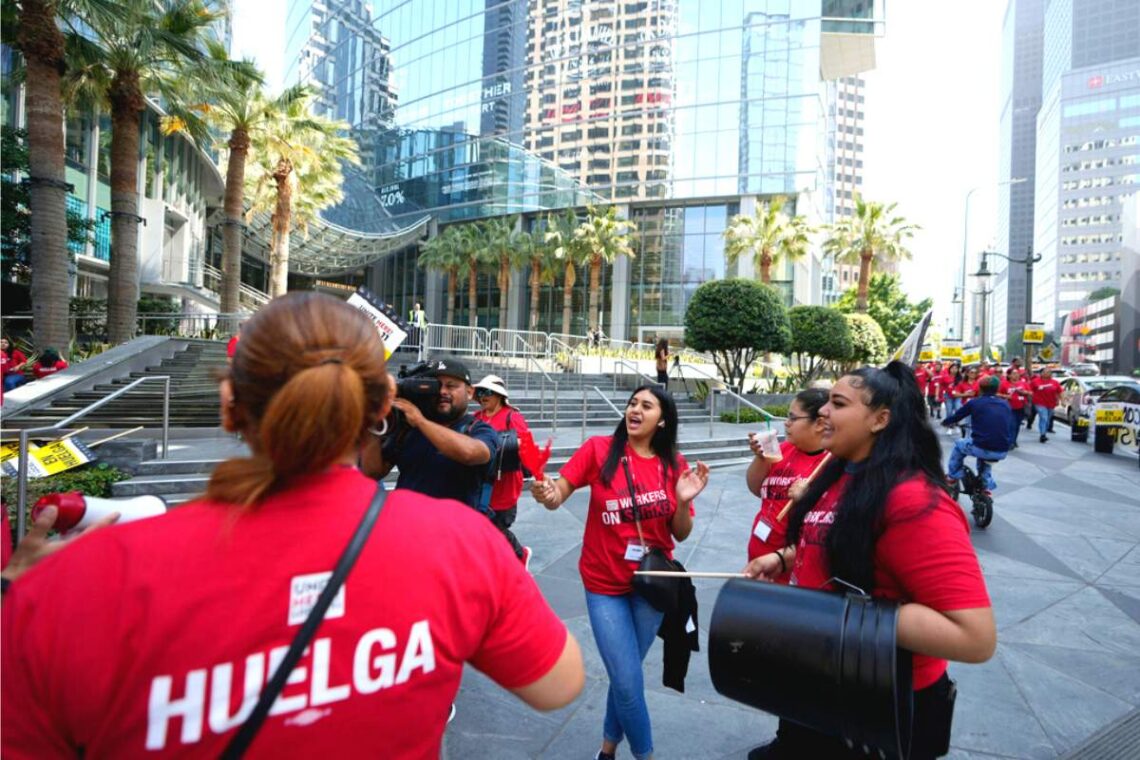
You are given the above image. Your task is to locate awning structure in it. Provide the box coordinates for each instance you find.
[236,210,431,277]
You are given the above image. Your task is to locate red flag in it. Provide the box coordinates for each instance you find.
[517,429,553,480]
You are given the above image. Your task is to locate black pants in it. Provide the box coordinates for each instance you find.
[761,673,956,759]
[657,369,669,385]
[490,505,525,560]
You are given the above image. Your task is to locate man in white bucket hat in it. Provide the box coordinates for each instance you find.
[473,374,534,570]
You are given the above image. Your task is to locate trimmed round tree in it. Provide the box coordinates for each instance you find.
[844,312,888,367]
[684,278,790,392]
[788,305,852,385]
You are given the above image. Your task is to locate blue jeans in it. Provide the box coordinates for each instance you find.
[2,374,26,392]
[944,397,961,417]
[585,590,664,760]
[1036,405,1053,436]
[948,437,1007,490]
[1009,407,1024,445]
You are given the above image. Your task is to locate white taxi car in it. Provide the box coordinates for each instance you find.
[1087,381,1140,467]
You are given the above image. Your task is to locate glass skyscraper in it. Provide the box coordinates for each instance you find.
[283,0,883,336]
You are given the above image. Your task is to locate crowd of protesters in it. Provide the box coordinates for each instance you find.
[3,304,1009,759]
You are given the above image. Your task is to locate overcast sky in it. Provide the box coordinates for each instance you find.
[233,0,1009,328]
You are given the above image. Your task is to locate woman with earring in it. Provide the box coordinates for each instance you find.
[744,363,995,759]
[2,293,584,758]
[531,385,709,760]
[742,388,829,578]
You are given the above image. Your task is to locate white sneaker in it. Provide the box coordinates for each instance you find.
[448,703,456,723]
[522,546,533,573]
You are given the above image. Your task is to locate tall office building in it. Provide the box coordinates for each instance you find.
[991,0,1044,353]
[823,74,868,303]
[1030,0,1140,335]
[280,0,884,336]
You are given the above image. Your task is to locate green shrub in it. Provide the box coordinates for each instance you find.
[2,463,130,526]
[719,404,789,424]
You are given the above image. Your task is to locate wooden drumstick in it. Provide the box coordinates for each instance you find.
[776,451,833,522]
[633,571,747,579]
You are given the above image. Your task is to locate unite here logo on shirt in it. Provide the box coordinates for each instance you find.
[143,581,438,750]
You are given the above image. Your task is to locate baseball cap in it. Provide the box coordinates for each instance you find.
[427,356,471,384]
[473,374,509,400]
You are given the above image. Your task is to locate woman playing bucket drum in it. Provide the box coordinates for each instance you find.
[531,385,709,760]
[743,362,995,759]
[744,389,829,577]
[2,293,584,758]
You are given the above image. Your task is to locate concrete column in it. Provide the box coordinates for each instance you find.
[610,255,630,341]
[735,195,758,279]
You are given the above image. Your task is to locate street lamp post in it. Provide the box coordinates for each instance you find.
[972,256,994,362]
[959,178,1027,339]
[979,246,1043,371]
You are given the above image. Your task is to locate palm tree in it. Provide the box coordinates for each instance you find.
[417,226,463,325]
[245,91,359,297]
[823,194,919,313]
[527,221,559,332]
[479,215,531,331]
[723,197,813,284]
[543,209,584,337]
[6,0,72,349]
[62,0,222,344]
[455,223,492,329]
[574,205,635,334]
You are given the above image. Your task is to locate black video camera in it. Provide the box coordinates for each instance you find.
[395,362,442,421]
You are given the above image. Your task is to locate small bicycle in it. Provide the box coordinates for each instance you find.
[949,460,995,529]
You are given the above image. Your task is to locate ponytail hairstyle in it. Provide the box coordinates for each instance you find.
[206,292,389,506]
[600,384,680,486]
[793,387,829,420]
[786,362,947,593]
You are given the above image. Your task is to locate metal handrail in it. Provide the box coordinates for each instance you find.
[612,359,660,393]
[6,375,171,540]
[523,354,559,433]
[582,385,624,442]
[672,362,784,435]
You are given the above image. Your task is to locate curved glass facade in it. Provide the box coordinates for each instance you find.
[284,0,878,334]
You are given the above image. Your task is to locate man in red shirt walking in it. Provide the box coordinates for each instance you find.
[999,367,1033,448]
[1030,367,1063,443]
[473,374,533,568]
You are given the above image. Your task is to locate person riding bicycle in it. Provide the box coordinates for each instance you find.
[941,375,1013,494]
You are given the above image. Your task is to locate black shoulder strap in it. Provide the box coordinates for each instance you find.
[221,482,389,759]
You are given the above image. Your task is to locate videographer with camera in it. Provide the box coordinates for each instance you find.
[472,374,533,567]
[362,357,500,517]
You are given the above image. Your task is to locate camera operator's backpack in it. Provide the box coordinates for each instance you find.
[467,410,525,516]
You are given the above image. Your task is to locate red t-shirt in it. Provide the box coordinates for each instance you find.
[560,436,693,596]
[32,359,68,379]
[748,441,827,564]
[953,380,978,401]
[1,348,27,377]
[1000,379,1031,411]
[1031,377,1062,408]
[914,368,929,394]
[227,334,240,358]
[1,468,566,759]
[473,405,531,511]
[790,473,990,690]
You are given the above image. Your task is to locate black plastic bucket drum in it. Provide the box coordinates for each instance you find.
[708,579,913,758]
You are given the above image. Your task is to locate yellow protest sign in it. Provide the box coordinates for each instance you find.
[961,346,982,365]
[919,344,935,362]
[940,340,963,360]
[1095,406,1125,426]
[1023,322,1046,345]
[0,438,94,479]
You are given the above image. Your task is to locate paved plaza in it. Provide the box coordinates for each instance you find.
[445,426,1140,760]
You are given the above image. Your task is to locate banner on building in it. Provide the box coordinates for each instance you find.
[940,339,963,361]
[346,287,409,358]
[1022,322,1046,345]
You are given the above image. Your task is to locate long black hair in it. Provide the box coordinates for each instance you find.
[794,387,829,419]
[786,362,947,594]
[600,384,680,486]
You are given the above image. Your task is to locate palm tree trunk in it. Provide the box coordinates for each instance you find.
[220,126,249,321]
[18,0,71,350]
[588,256,601,332]
[268,158,293,298]
[561,262,574,336]
[529,258,541,331]
[498,257,509,331]
[107,73,146,345]
[760,250,772,284]
[856,247,874,312]
[468,266,478,328]
[446,268,456,325]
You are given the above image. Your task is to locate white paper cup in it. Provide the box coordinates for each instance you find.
[758,430,783,460]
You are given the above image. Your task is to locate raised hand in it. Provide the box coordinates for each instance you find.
[676,460,710,504]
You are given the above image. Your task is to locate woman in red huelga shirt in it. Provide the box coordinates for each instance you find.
[744,388,828,574]
[2,293,585,759]
[1,336,29,392]
[30,346,68,379]
[532,385,709,760]
[472,374,533,565]
[1030,367,1064,443]
[999,367,1032,448]
[744,363,994,760]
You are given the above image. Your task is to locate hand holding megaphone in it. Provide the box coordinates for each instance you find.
[31,491,166,534]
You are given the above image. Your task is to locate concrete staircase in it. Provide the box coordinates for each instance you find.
[111,433,755,504]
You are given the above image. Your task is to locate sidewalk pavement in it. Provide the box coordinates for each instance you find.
[445,424,1140,760]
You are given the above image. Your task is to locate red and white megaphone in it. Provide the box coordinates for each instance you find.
[31,491,167,533]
